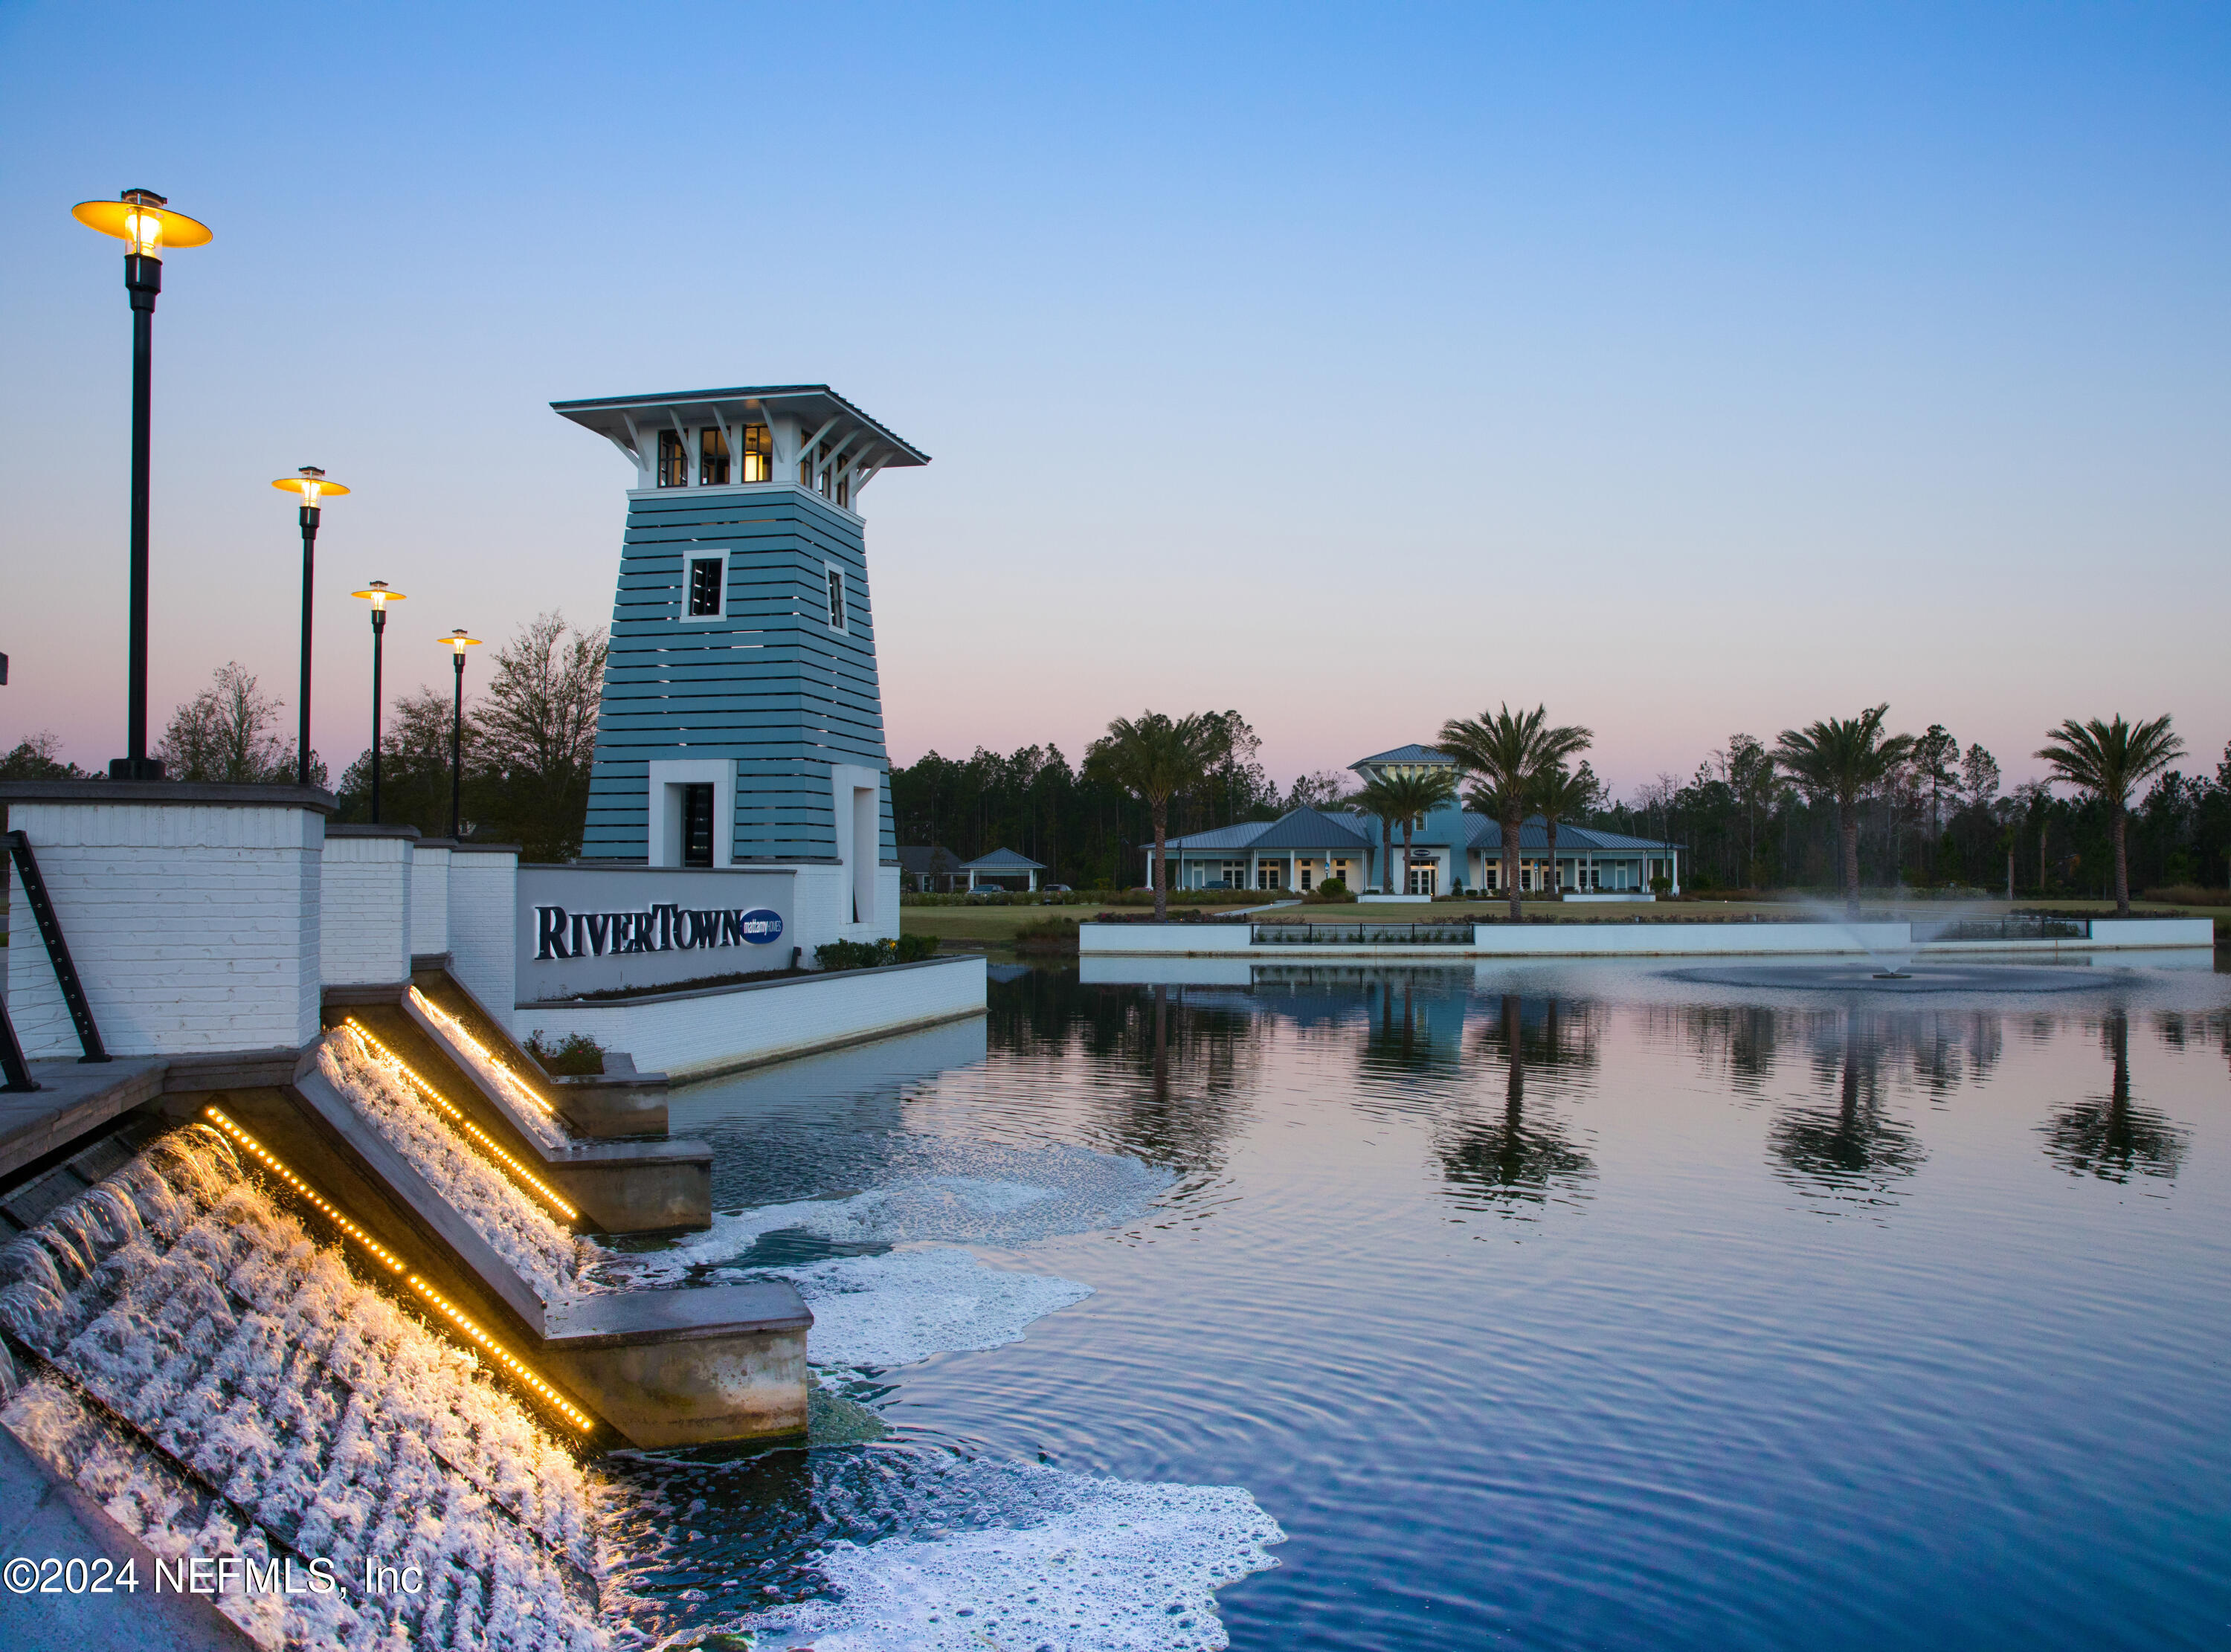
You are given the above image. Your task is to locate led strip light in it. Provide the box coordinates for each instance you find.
[341,1021,579,1219]
[409,992,561,1121]
[201,1106,595,1433]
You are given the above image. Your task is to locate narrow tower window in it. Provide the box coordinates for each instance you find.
[825,567,846,631]
[657,429,688,488]
[700,426,730,485]
[688,557,723,617]
[681,784,715,867]
[740,424,772,482]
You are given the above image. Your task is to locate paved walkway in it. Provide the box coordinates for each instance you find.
[0,1056,167,1180]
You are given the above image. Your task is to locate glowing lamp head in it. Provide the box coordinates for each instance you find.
[351,581,405,611]
[274,465,349,509]
[71,188,212,259]
[443,629,482,656]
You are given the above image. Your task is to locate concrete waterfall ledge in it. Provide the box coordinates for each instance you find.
[518,952,989,1081]
[1081,917,2217,958]
[332,984,709,1233]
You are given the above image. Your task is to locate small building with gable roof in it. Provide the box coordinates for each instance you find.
[1144,744,1681,896]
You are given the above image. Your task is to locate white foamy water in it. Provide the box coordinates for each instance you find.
[319,1029,597,1302]
[741,1246,1093,1370]
[746,1462,1285,1652]
[0,1126,607,1650]
[605,1142,1174,1294]
[410,986,571,1149]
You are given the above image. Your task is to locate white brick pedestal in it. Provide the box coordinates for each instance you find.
[411,839,455,960]
[448,842,519,1023]
[321,825,416,987]
[0,780,332,1057]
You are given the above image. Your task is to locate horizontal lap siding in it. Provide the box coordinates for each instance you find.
[585,489,892,862]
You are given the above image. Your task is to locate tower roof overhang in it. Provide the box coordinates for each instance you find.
[550,384,930,471]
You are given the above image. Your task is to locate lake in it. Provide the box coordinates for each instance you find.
[604,955,2231,1651]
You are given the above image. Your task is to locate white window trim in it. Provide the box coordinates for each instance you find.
[680,549,731,625]
[825,562,849,632]
[646,759,733,867]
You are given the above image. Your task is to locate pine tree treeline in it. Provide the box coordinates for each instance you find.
[891,711,1294,888]
[1596,728,2231,897]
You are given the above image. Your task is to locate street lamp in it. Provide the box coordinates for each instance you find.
[349,582,406,822]
[71,189,211,779]
[441,630,480,839]
[272,468,350,786]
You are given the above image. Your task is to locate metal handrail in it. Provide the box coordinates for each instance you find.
[5,830,106,1062]
[1250,921,1475,945]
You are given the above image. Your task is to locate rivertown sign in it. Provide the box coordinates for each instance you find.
[535,903,784,961]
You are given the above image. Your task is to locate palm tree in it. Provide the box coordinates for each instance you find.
[1353,775,1403,894]
[1361,769,1458,897]
[1774,706,1917,918]
[1530,763,1597,900]
[1438,705,1592,919]
[1084,712,1229,920]
[2035,713,2183,917]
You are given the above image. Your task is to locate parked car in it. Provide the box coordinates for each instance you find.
[1043,883,1072,894]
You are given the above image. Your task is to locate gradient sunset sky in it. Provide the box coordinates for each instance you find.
[4,3,2227,799]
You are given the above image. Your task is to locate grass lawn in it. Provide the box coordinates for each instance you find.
[901,899,1257,946]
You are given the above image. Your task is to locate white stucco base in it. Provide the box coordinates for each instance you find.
[515,953,987,1081]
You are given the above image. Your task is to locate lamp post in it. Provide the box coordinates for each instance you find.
[350,583,405,822]
[441,630,480,839]
[71,190,211,780]
[271,468,350,786]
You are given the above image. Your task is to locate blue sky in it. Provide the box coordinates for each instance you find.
[3,2,2227,797]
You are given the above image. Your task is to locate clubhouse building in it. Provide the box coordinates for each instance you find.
[1146,744,1683,896]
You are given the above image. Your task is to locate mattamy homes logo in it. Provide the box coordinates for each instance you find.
[534,904,784,961]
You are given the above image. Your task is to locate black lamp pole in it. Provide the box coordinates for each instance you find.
[296,498,320,785]
[449,645,466,839]
[75,190,207,778]
[369,601,387,822]
[119,245,160,778]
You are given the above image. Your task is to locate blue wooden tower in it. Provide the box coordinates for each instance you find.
[551,385,927,926]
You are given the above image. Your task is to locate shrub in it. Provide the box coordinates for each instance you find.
[524,1029,605,1076]
[2143,885,2231,907]
[815,934,942,970]
[1013,915,1081,952]
[1308,877,1354,903]
[816,938,895,970]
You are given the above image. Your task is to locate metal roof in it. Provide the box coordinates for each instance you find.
[1464,815,1682,852]
[960,847,1046,870]
[1351,743,1455,770]
[550,383,930,468]
[897,845,960,874]
[1150,819,1277,853]
[1244,807,1377,852]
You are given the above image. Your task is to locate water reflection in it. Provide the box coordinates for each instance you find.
[2041,1012,2189,1184]
[1436,994,1597,1216]
[1768,1011,1928,1207]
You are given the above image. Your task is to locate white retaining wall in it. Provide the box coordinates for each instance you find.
[1467,922,1912,957]
[449,845,518,1019]
[320,827,415,987]
[411,839,454,957]
[1082,917,2217,959]
[2,787,326,1056]
[517,953,987,1081]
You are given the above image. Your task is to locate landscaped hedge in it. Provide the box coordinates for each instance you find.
[814,933,942,971]
[902,888,1255,908]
